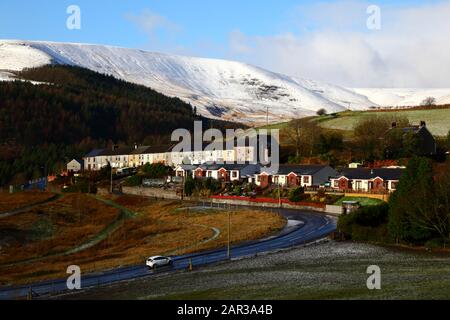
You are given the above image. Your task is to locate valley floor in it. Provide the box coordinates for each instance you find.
[61,241,450,300]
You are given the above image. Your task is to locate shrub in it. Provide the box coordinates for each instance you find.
[141,163,172,179]
[124,175,142,187]
[338,203,390,241]
[203,177,221,194]
[288,187,308,202]
[184,176,196,196]
[317,188,326,198]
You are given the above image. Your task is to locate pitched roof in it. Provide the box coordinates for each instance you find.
[130,145,151,155]
[198,163,260,171]
[336,168,404,181]
[177,164,198,171]
[276,165,331,175]
[132,145,170,154]
[68,158,83,165]
[84,149,104,158]
[99,146,134,156]
[167,141,219,152]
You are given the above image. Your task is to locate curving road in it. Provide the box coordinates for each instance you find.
[0,207,336,300]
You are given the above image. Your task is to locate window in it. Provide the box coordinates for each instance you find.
[232,171,238,178]
[333,180,339,188]
[303,176,310,184]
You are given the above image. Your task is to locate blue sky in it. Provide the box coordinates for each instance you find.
[1,0,449,87]
[0,0,427,53]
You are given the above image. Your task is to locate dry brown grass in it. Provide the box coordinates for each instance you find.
[0,191,56,213]
[0,195,285,285]
[0,194,120,267]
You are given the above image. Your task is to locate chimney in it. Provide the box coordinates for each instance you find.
[134,143,138,150]
[391,122,397,129]
[420,121,426,128]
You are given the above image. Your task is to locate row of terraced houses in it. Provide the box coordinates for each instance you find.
[80,143,404,193]
[82,142,266,171]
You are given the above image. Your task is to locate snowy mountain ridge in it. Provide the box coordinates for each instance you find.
[1,40,450,125]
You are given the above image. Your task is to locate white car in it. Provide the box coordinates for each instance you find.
[146,256,173,269]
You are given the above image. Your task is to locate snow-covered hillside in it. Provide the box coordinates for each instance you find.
[0,40,377,124]
[1,40,449,124]
[351,88,450,107]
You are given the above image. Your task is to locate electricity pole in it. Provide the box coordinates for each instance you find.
[278,181,282,208]
[227,210,231,259]
[181,173,185,200]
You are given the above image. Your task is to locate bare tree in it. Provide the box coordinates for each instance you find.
[421,97,436,107]
[285,119,322,160]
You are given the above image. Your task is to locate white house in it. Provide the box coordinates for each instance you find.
[67,159,83,173]
[330,168,403,193]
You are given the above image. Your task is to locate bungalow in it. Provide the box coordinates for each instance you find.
[254,165,338,189]
[175,164,198,178]
[193,164,260,182]
[330,168,404,193]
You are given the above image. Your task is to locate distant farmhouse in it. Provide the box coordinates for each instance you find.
[385,121,437,157]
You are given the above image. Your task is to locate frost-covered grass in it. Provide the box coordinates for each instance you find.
[63,241,450,300]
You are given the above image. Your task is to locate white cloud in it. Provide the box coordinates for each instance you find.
[126,9,181,38]
[227,1,450,88]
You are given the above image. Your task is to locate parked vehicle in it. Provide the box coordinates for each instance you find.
[146,256,173,269]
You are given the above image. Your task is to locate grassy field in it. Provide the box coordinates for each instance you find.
[0,194,285,285]
[316,109,450,137]
[64,241,450,300]
[0,191,56,213]
[334,196,384,207]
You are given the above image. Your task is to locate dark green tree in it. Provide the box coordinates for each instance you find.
[184,176,196,197]
[388,157,447,243]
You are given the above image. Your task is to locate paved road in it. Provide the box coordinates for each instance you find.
[0,207,336,300]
